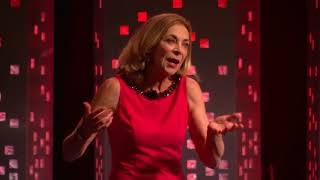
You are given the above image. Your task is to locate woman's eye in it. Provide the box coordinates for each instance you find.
[165,38,175,43]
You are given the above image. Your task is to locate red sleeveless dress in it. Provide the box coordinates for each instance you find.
[108,75,189,180]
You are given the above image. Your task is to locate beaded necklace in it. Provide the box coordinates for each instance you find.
[122,74,181,99]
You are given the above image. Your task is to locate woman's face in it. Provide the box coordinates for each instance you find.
[150,24,190,76]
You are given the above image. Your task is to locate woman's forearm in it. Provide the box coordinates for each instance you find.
[196,130,225,169]
[62,128,96,162]
[207,133,224,164]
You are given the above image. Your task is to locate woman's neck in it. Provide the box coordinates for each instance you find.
[143,68,172,93]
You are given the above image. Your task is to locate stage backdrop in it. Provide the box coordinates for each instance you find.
[0,0,53,180]
[93,0,261,180]
[307,0,320,179]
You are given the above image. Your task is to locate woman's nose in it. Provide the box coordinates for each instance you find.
[172,46,181,55]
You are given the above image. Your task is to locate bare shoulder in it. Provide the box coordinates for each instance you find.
[186,77,203,107]
[100,77,120,93]
[91,77,120,111]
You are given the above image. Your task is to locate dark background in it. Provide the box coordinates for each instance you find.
[54,1,94,180]
[260,1,307,179]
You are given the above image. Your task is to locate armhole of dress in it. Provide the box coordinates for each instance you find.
[182,76,190,113]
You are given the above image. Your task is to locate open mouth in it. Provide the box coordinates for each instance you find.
[166,57,180,64]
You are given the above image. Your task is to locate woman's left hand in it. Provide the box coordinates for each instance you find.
[208,113,244,134]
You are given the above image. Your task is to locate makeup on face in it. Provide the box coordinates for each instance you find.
[151,24,190,76]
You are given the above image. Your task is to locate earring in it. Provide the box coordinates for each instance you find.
[141,57,150,70]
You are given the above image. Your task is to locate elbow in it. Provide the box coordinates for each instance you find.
[62,144,75,162]
[63,155,74,162]
[62,138,82,162]
[197,145,223,169]
[62,150,76,162]
[200,154,221,169]
[62,146,83,162]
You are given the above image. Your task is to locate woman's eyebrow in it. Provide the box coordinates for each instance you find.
[165,34,190,41]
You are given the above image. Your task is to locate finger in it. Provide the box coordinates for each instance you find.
[95,121,105,131]
[92,108,113,120]
[92,110,113,123]
[233,121,245,129]
[213,116,227,124]
[232,123,239,129]
[94,113,113,127]
[95,117,113,132]
[209,122,224,134]
[239,123,245,128]
[105,117,113,127]
[96,124,106,132]
[233,112,242,119]
[224,122,244,133]
[96,118,112,131]
[83,101,92,117]
[226,115,240,123]
[221,123,235,134]
[224,121,236,130]
[86,108,108,121]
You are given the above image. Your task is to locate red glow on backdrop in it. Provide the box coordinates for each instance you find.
[202,92,210,102]
[34,25,39,35]
[241,24,246,35]
[191,32,196,42]
[307,0,319,178]
[236,0,261,179]
[186,159,197,169]
[30,58,36,69]
[94,32,101,48]
[0,36,3,48]
[0,1,53,179]
[137,11,148,22]
[248,31,253,42]
[172,0,183,9]
[40,11,46,22]
[111,59,119,69]
[41,32,46,42]
[218,0,228,8]
[10,65,20,75]
[248,11,253,22]
[99,0,103,9]
[187,65,197,75]
[186,139,195,149]
[93,0,106,178]
[237,57,244,69]
[199,38,209,48]
[247,64,253,76]
[28,0,54,179]
[119,25,129,35]
[10,0,21,8]
[218,65,228,76]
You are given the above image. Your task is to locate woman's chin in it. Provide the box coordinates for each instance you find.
[164,65,180,76]
[164,69,178,76]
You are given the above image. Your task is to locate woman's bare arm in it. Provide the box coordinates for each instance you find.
[62,77,119,162]
[186,77,242,168]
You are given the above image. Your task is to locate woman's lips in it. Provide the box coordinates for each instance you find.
[166,58,179,68]
[166,57,180,64]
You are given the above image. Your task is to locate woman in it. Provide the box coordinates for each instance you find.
[63,13,243,179]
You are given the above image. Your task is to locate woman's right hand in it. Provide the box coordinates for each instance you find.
[77,101,114,139]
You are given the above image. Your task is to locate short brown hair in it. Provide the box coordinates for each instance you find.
[118,13,192,84]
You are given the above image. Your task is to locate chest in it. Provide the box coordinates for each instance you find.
[118,97,188,147]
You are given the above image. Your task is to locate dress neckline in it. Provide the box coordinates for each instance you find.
[121,74,181,100]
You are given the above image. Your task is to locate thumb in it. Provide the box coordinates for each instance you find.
[83,101,92,116]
